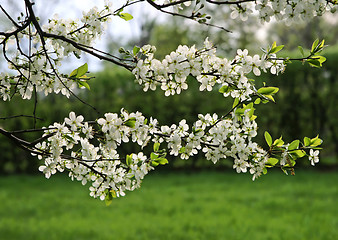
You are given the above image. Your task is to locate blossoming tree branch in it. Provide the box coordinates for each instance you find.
[0,0,335,204]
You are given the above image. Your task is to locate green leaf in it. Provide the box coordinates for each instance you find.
[317,56,326,63]
[270,45,284,54]
[151,161,159,167]
[257,87,279,95]
[69,69,77,78]
[298,46,305,57]
[288,140,300,151]
[233,98,240,108]
[156,158,168,165]
[78,80,90,90]
[219,85,229,94]
[307,59,321,68]
[311,147,323,150]
[69,63,88,78]
[124,117,136,128]
[153,142,160,152]
[311,39,319,53]
[265,131,272,147]
[304,137,311,147]
[254,98,261,104]
[119,12,133,21]
[179,147,186,154]
[273,138,284,147]
[266,158,279,167]
[310,136,323,147]
[133,46,140,55]
[271,41,277,49]
[235,108,245,116]
[250,115,257,121]
[64,134,76,142]
[150,152,159,160]
[263,167,268,175]
[265,95,275,102]
[126,154,132,166]
[290,150,306,158]
[105,190,116,206]
[77,63,88,77]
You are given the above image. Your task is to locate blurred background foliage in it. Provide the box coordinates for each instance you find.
[1,10,338,174]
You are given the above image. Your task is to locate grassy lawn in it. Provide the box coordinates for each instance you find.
[0,170,337,240]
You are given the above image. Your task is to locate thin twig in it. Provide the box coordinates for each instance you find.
[0,5,20,28]
[0,115,43,121]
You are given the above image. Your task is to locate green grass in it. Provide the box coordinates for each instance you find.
[0,170,337,240]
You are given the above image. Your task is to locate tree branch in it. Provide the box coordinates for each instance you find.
[145,0,231,32]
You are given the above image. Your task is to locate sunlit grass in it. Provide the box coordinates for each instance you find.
[0,170,337,240]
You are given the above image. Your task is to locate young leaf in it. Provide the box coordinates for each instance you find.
[150,152,159,160]
[151,161,159,167]
[78,80,90,90]
[233,98,240,108]
[179,147,186,154]
[105,191,114,206]
[270,45,284,54]
[266,158,279,167]
[304,137,311,147]
[263,167,268,175]
[273,138,284,147]
[126,154,133,166]
[76,63,88,77]
[307,59,321,68]
[124,117,136,128]
[257,87,279,95]
[153,142,160,152]
[69,63,88,78]
[133,46,140,55]
[271,41,277,49]
[298,46,305,57]
[288,140,300,151]
[265,95,275,103]
[265,131,272,147]
[69,69,78,78]
[219,85,229,94]
[311,39,319,53]
[290,150,306,158]
[316,56,326,64]
[310,137,323,147]
[119,13,133,21]
[254,98,261,104]
[156,158,168,165]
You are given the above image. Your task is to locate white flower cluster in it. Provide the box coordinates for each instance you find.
[0,1,113,101]
[157,109,267,180]
[132,38,285,101]
[36,109,157,200]
[230,0,337,24]
[36,105,269,200]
